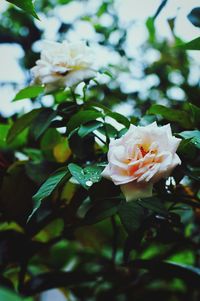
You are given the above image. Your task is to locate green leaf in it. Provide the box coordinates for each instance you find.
[53,89,71,104]
[6,109,43,144]
[148,104,193,129]
[30,168,70,221]
[178,138,197,159]
[97,2,108,17]
[13,86,44,102]
[84,101,110,114]
[67,110,103,134]
[153,0,168,19]
[98,123,118,138]
[99,68,113,78]
[178,37,200,50]
[20,271,97,296]
[78,121,103,138]
[84,197,121,224]
[0,288,27,301]
[138,197,168,216]
[30,108,57,140]
[118,201,146,233]
[146,17,156,43]
[68,163,104,190]
[187,167,200,181]
[6,0,39,19]
[0,163,35,223]
[0,124,27,149]
[69,132,94,160]
[107,112,130,128]
[179,130,200,149]
[132,260,200,289]
[188,103,200,127]
[169,250,195,265]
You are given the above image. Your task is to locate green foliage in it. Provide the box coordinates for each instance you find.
[6,0,39,19]
[179,130,200,149]
[179,36,200,50]
[118,201,146,233]
[13,86,44,101]
[0,0,200,300]
[148,104,193,128]
[67,110,103,134]
[29,109,56,140]
[31,168,70,218]
[68,163,104,190]
[78,121,103,138]
[7,109,43,144]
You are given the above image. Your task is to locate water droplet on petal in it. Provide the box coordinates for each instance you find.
[85,180,93,187]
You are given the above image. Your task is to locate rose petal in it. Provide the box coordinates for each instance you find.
[64,69,96,87]
[120,181,153,201]
[101,165,111,180]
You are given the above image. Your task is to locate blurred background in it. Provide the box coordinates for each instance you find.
[0,0,199,118]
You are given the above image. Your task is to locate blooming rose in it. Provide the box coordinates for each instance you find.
[102,122,181,201]
[31,40,96,92]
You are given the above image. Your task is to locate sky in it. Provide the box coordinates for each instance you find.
[0,0,199,117]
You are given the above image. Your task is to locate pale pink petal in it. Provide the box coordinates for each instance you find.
[64,69,96,87]
[120,182,153,201]
[101,165,111,180]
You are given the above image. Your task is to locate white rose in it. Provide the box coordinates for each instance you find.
[102,122,181,201]
[31,40,97,92]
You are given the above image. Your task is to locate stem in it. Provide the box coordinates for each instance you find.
[18,258,28,293]
[70,88,77,103]
[83,84,87,102]
[111,215,118,263]
[94,133,107,145]
[103,117,110,147]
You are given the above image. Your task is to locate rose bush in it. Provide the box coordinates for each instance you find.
[0,1,200,301]
[102,122,181,201]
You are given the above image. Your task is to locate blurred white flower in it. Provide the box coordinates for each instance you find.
[31,40,96,92]
[102,122,181,201]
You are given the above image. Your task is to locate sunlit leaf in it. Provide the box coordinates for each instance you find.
[13,86,44,102]
[148,104,193,129]
[6,0,39,19]
[0,124,27,149]
[29,168,70,221]
[179,130,200,149]
[78,121,103,138]
[178,37,200,50]
[53,138,71,163]
[67,110,103,134]
[0,288,25,301]
[68,163,104,190]
[107,112,130,128]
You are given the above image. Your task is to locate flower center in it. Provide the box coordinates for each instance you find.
[140,146,148,157]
